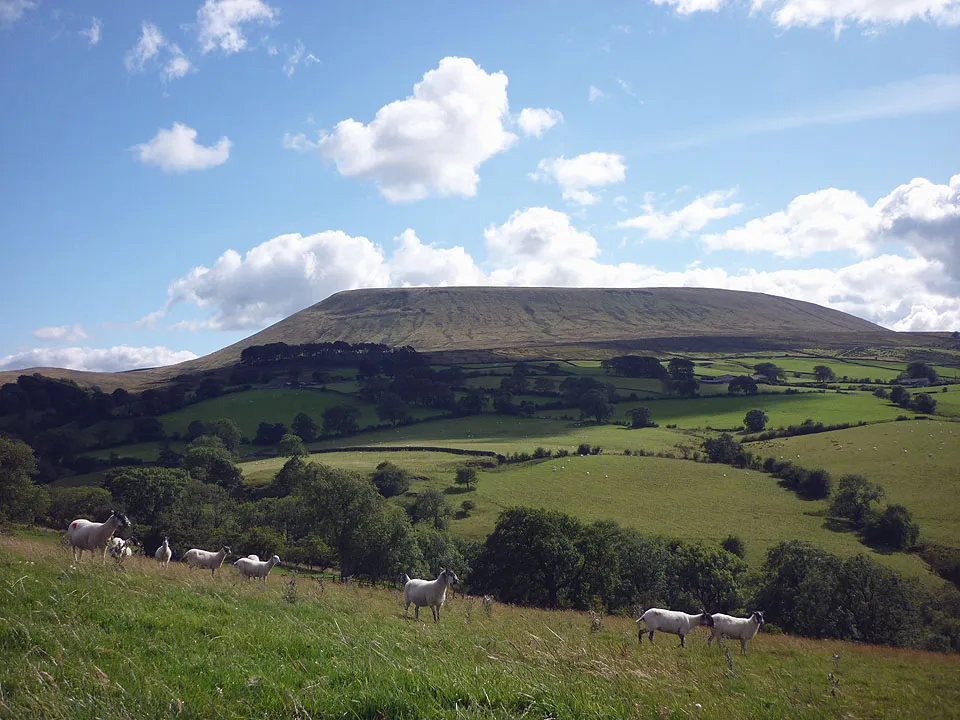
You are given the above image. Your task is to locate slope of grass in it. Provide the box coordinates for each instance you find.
[1,534,957,720]
[753,421,960,547]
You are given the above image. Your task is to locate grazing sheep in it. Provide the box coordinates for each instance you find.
[183,546,232,576]
[637,608,713,647]
[707,611,765,655]
[403,569,460,623]
[234,554,280,581]
[154,537,172,567]
[109,537,133,565]
[66,511,130,564]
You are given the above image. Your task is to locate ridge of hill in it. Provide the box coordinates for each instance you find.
[4,286,951,391]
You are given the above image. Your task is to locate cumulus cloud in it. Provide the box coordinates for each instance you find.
[389,229,487,287]
[125,22,192,82]
[0,346,199,373]
[588,85,605,101]
[32,324,89,342]
[283,40,319,76]
[516,108,563,138]
[80,16,101,45]
[0,0,36,27]
[197,0,277,54]
[652,0,960,30]
[166,231,391,330]
[317,57,517,202]
[618,189,744,239]
[703,173,960,264]
[132,123,231,173]
[533,152,627,205]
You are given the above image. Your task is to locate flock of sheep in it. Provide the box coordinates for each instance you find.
[64,511,765,653]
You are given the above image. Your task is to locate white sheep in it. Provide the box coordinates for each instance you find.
[636,608,713,647]
[403,568,460,622]
[234,554,280,581]
[154,537,172,567]
[109,537,133,564]
[183,546,232,576]
[66,511,130,564]
[707,610,765,655]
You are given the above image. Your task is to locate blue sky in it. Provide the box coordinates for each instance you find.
[1,0,959,372]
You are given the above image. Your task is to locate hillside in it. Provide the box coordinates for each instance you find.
[3,286,948,390]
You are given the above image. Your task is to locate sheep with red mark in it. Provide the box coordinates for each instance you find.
[66,511,130,564]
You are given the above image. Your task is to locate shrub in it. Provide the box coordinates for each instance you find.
[277,433,307,457]
[702,433,744,465]
[455,466,478,490]
[864,504,920,550]
[744,409,769,432]
[914,393,937,414]
[371,461,410,498]
[797,468,832,500]
[577,443,591,456]
[721,535,746,559]
[829,474,884,529]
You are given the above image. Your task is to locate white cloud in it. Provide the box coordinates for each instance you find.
[125,22,165,73]
[80,16,101,45]
[612,23,632,32]
[588,85,605,101]
[618,189,744,239]
[197,0,277,54]
[0,0,36,26]
[652,0,960,29]
[132,123,231,173]
[484,207,600,266]
[516,108,564,138]
[282,132,319,152]
[0,346,199,373]
[283,40,319,76]
[390,229,487,287]
[533,152,627,205]
[32,324,89,342]
[703,173,960,264]
[317,57,517,202]
[125,22,191,82]
[166,231,391,330]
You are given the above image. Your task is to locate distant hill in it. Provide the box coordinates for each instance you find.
[2,286,947,390]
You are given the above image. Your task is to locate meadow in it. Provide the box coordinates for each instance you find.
[1,534,958,720]
[753,421,960,547]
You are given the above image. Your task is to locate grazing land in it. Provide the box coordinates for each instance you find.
[1,534,958,720]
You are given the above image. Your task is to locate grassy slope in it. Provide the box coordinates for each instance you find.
[1,535,957,720]
[753,421,960,547]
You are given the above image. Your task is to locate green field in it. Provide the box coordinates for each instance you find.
[158,389,444,438]
[753,421,960,547]
[2,534,957,720]
[539,390,909,430]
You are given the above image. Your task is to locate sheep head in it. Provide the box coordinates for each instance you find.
[752,611,765,627]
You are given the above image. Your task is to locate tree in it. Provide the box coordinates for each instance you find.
[278,433,307,457]
[628,407,653,428]
[890,386,910,406]
[104,467,189,525]
[914,393,937,414]
[205,418,242,453]
[671,543,746,612]
[813,365,835,382]
[129,417,165,442]
[185,420,207,442]
[182,445,243,491]
[743,409,769,432]
[376,392,411,426]
[703,433,745,465]
[578,389,612,424]
[493,392,519,416]
[254,422,288,445]
[722,535,746,559]
[865,504,920,550]
[830,474,885,529]
[667,358,699,397]
[291,412,318,442]
[321,404,361,436]
[0,437,47,523]
[455,466,478,490]
[797,468,832,500]
[533,377,556,394]
[47,486,113,529]
[753,362,784,383]
[905,361,938,383]
[408,488,453,531]
[371,461,410,498]
[727,376,758,395]
[457,388,488,416]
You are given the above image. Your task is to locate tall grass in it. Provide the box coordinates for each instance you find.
[1,535,958,719]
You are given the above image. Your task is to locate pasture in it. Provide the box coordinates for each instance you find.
[1,534,957,720]
[753,421,960,547]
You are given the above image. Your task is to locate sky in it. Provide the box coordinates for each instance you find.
[1,0,959,373]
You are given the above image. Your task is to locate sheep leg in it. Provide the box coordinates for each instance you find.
[415,605,420,621]
[740,639,747,655]
[101,545,109,565]
[707,631,715,647]
[649,631,655,644]
[679,634,685,648]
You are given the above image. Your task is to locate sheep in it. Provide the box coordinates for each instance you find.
[183,546,232,576]
[154,537,172,567]
[636,608,713,647]
[109,537,133,565]
[403,568,460,623]
[707,610,765,655]
[234,554,280,581]
[66,511,131,564]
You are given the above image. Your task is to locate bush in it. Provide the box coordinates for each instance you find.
[743,409,769,432]
[864,504,920,550]
[721,535,746,559]
[829,474,884,529]
[797,468,832,500]
[277,433,307,457]
[371,461,410,498]
[455,466,478,490]
[577,443,591,456]
[702,433,744,465]
[914,393,937,414]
